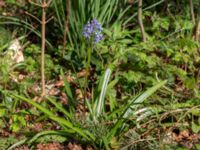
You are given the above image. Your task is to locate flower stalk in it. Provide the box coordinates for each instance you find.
[82,18,103,102]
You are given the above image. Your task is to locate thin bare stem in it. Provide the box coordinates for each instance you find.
[28,0,42,7]
[45,16,54,24]
[20,41,30,51]
[196,19,200,41]
[189,0,195,25]
[63,0,71,57]
[41,0,47,97]
[25,11,41,23]
[138,0,146,42]
[163,0,168,12]
[121,138,155,150]
[46,0,52,6]
[28,0,52,98]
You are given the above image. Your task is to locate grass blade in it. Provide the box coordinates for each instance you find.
[95,68,112,118]
[10,93,94,140]
[8,138,27,150]
[108,80,167,139]
[46,97,72,119]
[28,130,73,144]
[123,80,167,118]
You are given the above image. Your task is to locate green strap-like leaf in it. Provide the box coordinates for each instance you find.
[11,93,94,140]
[95,68,112,118]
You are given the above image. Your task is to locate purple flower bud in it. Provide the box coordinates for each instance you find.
[82,23,93,38]
[91,19,103,32]
[82,18,103,44]
[94,32,103,44]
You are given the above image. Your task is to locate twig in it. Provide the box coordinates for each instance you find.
[46,0,52,6]
[177,105,200,123]
[28,0,42,7]
[20,41,30,52]
[63,0,71,57]
[45,16,54,24]
[138,0,146,42]
[41,0,47,97]
[195,19,200,41]
[121,138,155,150]
[189,0,195,25]
[124,0,165,27]
[25,11,41,23]
[163,0,168,12]
[28,0,52,98]
[159,108,189,124]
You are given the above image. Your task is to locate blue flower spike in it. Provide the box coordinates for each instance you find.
[82,18,103,44]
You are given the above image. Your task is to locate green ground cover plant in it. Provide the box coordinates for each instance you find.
[0,0,200,149]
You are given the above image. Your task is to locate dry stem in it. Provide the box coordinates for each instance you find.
[138,0,146,42]
[63,0,71,57]
[189,0,195,25]
[28,0,52,97]
[41,0,46,97]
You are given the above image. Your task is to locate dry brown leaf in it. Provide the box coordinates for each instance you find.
[86,146,95,150]
[28,84,40,94]
[9,39,24,63]
[55,80,64,87]
[13,50,24,63]
[179,130,190,138]
[76,89,92,102]
[77,70,89,78]
[18,74,26,80]
[55,75,75,87]
[32,96,40,102]
[0,0,5,8]
[47,88,60,96]
[67,143,83,150]
[31,123,43,132]
[60,92,68,105]
[86,91,92,100]
[188,134,200,141]
[180,141,193,149]
[171,129,200,149]
[76,89,83,100]
[66,75,75,83]
[15,146,29,150]
[25,114,31,121]
[0,130,10,137]
[127,0,134,4]
[37,143,64,150]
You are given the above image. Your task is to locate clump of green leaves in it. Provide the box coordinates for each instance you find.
[7,68,167,149]
[24,44,58,80]
[0,27,11,49]
[0,55,13,84]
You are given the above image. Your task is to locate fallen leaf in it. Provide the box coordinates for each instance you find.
[18,74,26,80]
[15,146,29,150]
[0,0,5,8]
[76,89,83,100]
[13,50,24,63]
[37,143,64,150]
[55,80,64,87]
[55,74,75,87]
[86,146,95,150]
[48,88,60,96]
[8,39,24,63]
[67,142,83,150]
[77,70,89,78]
[60,92,68,105]
[179,130,190,138]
